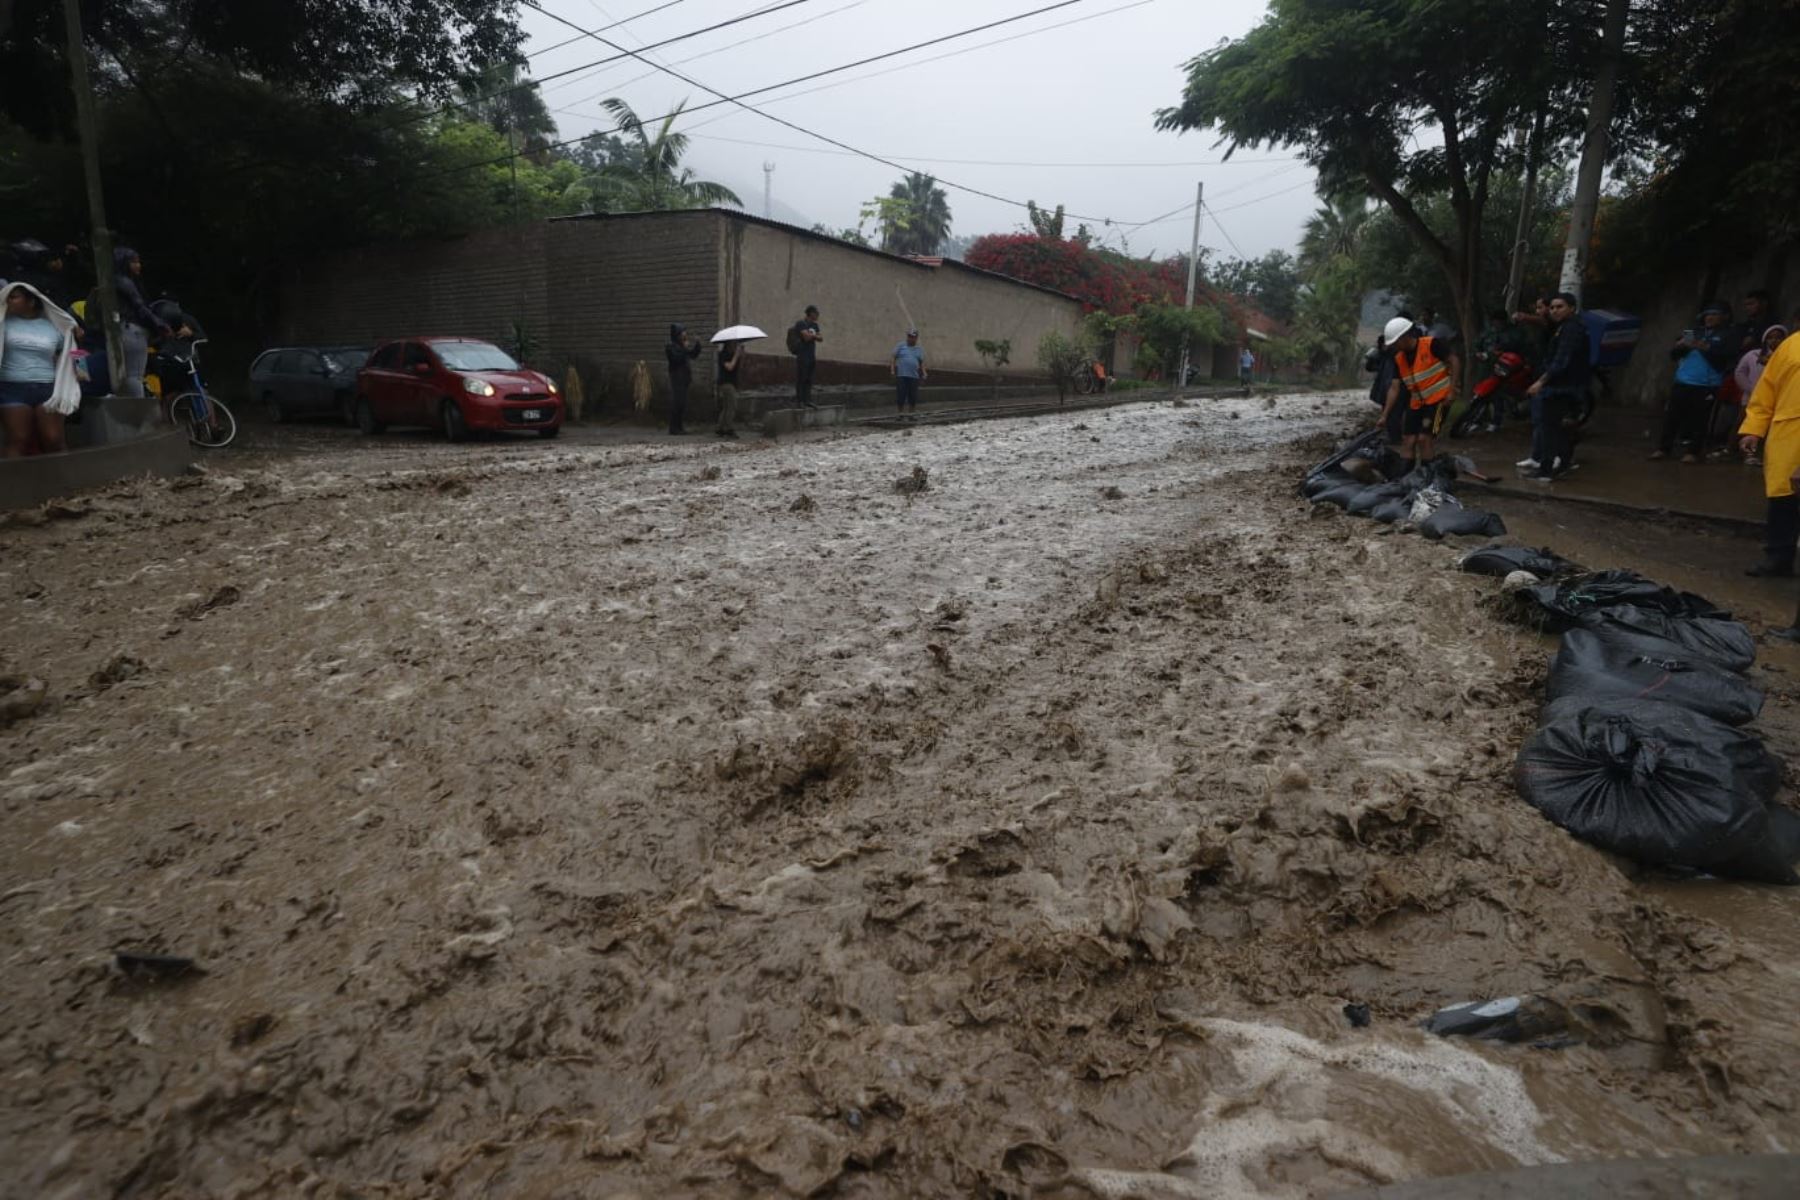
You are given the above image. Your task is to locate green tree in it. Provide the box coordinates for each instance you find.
[1036,330,1091,402]
[458,60,558,161]
[1211,251,1302,324]
[881,172,952,256]
[1290,257,1363,375]
[1026,201,1065,239]
[1,0,524,138]
[593,97,741,212]
[1133,303,1224,381]
[1157,0,1591,378]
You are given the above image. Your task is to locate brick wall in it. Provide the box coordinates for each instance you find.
[276,224,549,354]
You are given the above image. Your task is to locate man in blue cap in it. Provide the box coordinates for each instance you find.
[1654,302,1737,462]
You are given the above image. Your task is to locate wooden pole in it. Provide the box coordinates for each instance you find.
[60,0,126,392]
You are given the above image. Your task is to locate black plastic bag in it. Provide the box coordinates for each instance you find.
[1346,482,1409,516]
[1574,605,1756,675]
[1308,481,1367,509]
[1420,508,1507,540]
[1371,496,1413,524]
[1517,699,1799,883]
[1302,470,1354,499]
[1459,545,1582,580]
[1545,629,1763,725]
[1522,570,1730,631]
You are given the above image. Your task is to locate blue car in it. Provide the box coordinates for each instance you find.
[248,345,370,424]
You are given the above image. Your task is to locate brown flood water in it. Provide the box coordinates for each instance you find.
[1,394,1795,1198]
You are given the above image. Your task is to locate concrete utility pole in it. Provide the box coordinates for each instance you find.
[1175,181,1204,391]
[1504,109,1545,314]
[1560,0,1629,301]
[61,0,125,392]
[762,162,775,219]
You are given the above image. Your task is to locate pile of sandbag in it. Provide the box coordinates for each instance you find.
[1300,433,1507,540]
[1495,566,1800,883]
[1297,432,1799,882]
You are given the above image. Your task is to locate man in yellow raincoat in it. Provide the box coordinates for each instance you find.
[1738,322,1800,578]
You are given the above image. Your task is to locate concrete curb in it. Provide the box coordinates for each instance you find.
[0,430,195,510]
[1461,477,1764,537]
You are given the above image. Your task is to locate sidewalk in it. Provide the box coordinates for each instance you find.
[1447,405,1766,529]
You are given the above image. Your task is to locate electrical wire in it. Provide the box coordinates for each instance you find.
[517,0,1170,226]
[524,0,689,60]
[677,131,1299,170]
[1202,201,1247,260]
[1205,178,1316,215]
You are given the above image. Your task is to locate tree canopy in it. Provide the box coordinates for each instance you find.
[880,173,952,257]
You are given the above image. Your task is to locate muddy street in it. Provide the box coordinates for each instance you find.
[3,394,1797,1198]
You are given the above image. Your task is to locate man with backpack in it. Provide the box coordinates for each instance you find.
[788,304,821,408]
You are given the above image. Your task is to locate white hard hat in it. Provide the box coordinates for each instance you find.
[1382,316,1416,344]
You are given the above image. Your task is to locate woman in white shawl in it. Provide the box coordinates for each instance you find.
[0,280,82,457]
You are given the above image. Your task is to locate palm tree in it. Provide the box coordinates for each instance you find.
[881,172,952,256]
[1297,192,1372,279]
[593,97,741,212]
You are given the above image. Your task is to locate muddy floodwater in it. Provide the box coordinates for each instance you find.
[2,394,1796,1197]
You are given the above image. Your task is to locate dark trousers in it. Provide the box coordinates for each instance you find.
[1532,391,1575,472]
[1659,382,1714,453]
[1767,494,1799,564]
[895,376,920,411]
[795,359,815,407]
[668,372,690,433]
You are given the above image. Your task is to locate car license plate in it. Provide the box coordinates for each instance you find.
[520,408,542,421]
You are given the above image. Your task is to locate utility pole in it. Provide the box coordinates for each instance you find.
[1560,0,1629,302]
[1504,109,1546,315]
[762,162,775,219]
[61,0,125,393]
[1175,181,1204,391]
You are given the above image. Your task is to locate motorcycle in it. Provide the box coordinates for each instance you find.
[1451,351,1532,437]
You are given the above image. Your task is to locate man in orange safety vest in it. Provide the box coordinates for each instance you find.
[1376,315,1461,466]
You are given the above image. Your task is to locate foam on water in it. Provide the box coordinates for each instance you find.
[1070,1017,1558,1199]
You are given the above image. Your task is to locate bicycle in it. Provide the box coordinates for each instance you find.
[157,339,237,449]
[1071,359,1107,395]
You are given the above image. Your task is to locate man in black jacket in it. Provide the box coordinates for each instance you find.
[1523,292,1589,481]
[790,305,821,409]
[664,323,701,434]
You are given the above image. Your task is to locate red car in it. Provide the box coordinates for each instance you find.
[354,337,563,441]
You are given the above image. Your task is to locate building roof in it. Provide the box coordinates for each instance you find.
[552,208,1085,306]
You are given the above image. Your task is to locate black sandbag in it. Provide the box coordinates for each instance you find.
[1300,428,1386,488]
[1459,545,1582,580]
[1523,570,1729,631]
[1345,482,1408,516]
[1302,470,1354,499]
[1371,496,1413,524]
[1419,507,1507,540]
[1309,481,1366,509]
[1574,605,1756,675]
[1517,699,1800,883]
[1545,629,1763,725]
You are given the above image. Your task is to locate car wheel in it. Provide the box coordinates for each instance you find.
[337,390,356,428]
[441,397,469,443]
[537,426,561,440]
[264,391,286,424]
[356,397,385,435]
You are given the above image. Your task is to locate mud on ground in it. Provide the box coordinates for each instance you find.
[2,395,1797,1198]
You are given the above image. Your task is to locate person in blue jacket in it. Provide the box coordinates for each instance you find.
[1654,303,1738,462]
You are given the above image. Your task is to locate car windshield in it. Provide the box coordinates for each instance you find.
[434,342,518,372]
[323,349,369,372]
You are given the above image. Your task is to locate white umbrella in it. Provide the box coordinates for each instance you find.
[710,324,766,344]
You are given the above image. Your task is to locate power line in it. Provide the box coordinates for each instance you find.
[519,0,1171,227]
[547,0,874,105]
[395,0,816,133]
[679,0,1159,134]
[1202,201,1247,259]
[678,131,1299,169]
[524,0,689,61]
[1206,178,1316,215]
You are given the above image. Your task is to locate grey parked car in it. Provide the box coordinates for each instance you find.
[248,345,370,424]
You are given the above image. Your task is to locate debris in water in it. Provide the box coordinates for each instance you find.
[1099,485,1124,501]
[0,675,47,725]
[696,465,722,481]
[115,951,204,981]
[1422,995,1572,1044]
[894,466,929,496]
[926,642,952,670]
[1343,1002,1372,1028]
[789,493,816,513]
[174,585,240,621]
[90,653,147,690]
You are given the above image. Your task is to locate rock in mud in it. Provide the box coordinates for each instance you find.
[90,653,147,690]
[789,493,816,513]
[696,465,722,481]
[174,585,241,620]
[1099,485,1124,501]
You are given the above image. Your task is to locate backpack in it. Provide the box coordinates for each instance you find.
[786,322,804,355]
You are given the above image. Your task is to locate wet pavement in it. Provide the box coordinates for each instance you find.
[2,392,1796,1198]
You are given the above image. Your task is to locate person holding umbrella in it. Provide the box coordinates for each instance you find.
[709,323,765,440]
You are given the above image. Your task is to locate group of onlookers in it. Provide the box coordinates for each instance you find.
[0,238,190,457]
[663,303,928,439]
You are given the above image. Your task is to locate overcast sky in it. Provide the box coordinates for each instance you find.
[518,0,1318,262]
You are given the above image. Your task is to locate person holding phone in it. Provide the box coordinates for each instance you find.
[1654,303,1736,462]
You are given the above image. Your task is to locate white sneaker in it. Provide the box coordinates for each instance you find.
[1515,457,1540,470]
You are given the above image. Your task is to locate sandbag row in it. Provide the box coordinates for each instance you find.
[1297,434,1799,883]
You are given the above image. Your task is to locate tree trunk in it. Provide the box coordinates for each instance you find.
[1560,0,1630,301]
